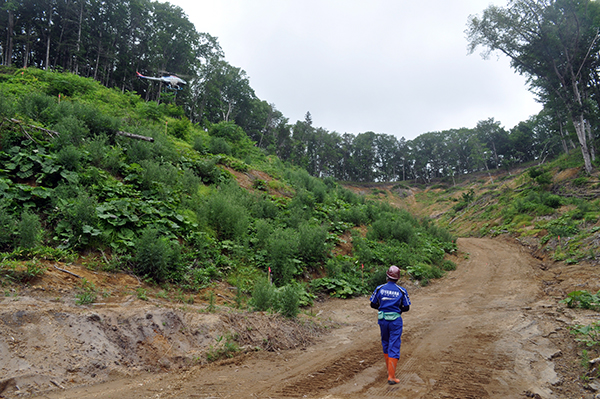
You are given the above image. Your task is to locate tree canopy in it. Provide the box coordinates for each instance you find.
[466,0,600,174]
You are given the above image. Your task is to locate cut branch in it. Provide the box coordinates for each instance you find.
[53,264,82,279]
[116,131,154,142]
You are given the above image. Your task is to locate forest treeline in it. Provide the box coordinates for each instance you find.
[2,0,600,182]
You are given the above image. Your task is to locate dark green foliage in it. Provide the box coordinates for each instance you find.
[253,219,273,249]
[17,211,42,249]
[72,103,120,136]
[0,90,16,118]
[562,290,600,311]
[297,222,328,263]
[52,191,100,249]
[267,227,299,285]
[53,116,91,149]
[57,145,84,171]
[134,227,182,283]
[513,191,562,216]
[191,157,225,184]
[85,135,109,167]
[276,284,301,318]
[528,167,552,188]
[407,263,445,286]
[0,204,16,250]
[209,137,232,155]
[441,260,457,271]
[338,205,369,226]
[44,73,96,97]
[367,215,415,244]
[192,135,207,154]
[251,277,275,311]
[453,189,475,212]
[545,217,579,238]
[310,275,366,298]
[18,92,55,123]
[167,118,191,140]
[205,184,250,241]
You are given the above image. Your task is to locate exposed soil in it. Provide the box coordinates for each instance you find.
[2,237,600,398]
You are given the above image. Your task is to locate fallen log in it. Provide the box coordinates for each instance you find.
[116,131,154,142]
[4,118,154,142]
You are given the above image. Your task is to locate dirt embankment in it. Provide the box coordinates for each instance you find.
[1,237,600,398]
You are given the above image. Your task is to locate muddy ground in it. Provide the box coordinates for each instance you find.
[1,237,600,398]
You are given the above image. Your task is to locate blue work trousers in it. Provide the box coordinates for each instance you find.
[378,317,403,359]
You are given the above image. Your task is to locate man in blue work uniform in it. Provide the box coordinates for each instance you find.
[369,265,411,385]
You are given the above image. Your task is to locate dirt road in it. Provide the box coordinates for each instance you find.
[2,237,597,398]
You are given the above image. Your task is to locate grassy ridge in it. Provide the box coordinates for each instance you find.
[0,68,456,311]
[397,153,600,265]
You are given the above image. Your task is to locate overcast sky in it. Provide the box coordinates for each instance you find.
[167,0,542,141]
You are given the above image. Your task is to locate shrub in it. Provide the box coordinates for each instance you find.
[44,71,96,97]
[19,92,55,122]
[134,227,181,282]
[72,102,120,136]
[407,263,445,285]
[297,222,328,263]
[209,137,232,155]
[137,159,178,192]
[528,167,552,187]
[0,90,16,118]
[0,206,15,250]
[206,187,249,241]
[57,144,83,171]
[53,191,100,249]
[368,217,415,244]
[192,157,224,184]
[267,228,299,285]
[193,135,207,154]
[441,260,457,271]
[251,277,275,311]
[276,284,301,318]
[75,278,97,305]
[85,135,109,167]
[52,116,90,149]
[167,117,191,140]
[17,211,42,249]
[339,206,368,226]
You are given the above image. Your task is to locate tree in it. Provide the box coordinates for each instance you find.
[474,118,509,170]
[195,59,256,124]
[467,0,600,174]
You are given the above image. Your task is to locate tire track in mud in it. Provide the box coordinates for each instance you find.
[275,342,382,397]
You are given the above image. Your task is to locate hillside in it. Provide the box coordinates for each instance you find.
[1,69,600,398]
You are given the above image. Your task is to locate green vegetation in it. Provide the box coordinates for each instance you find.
[206,334,240,362]
[0,68,456,317]
[75,278,97,305]
[562,290,600,311]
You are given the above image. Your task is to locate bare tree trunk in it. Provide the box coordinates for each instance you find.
[6,9,14,66]
[75,1,83,74]
[23,32,30,68]
[558,120,569,154]
[45,4,53,69]
[93,34,101,81]
[571,79,593,174]
[586,120,596,161]
[224,101,232,122]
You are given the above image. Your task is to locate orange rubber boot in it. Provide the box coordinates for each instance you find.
[387,357,400,385]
